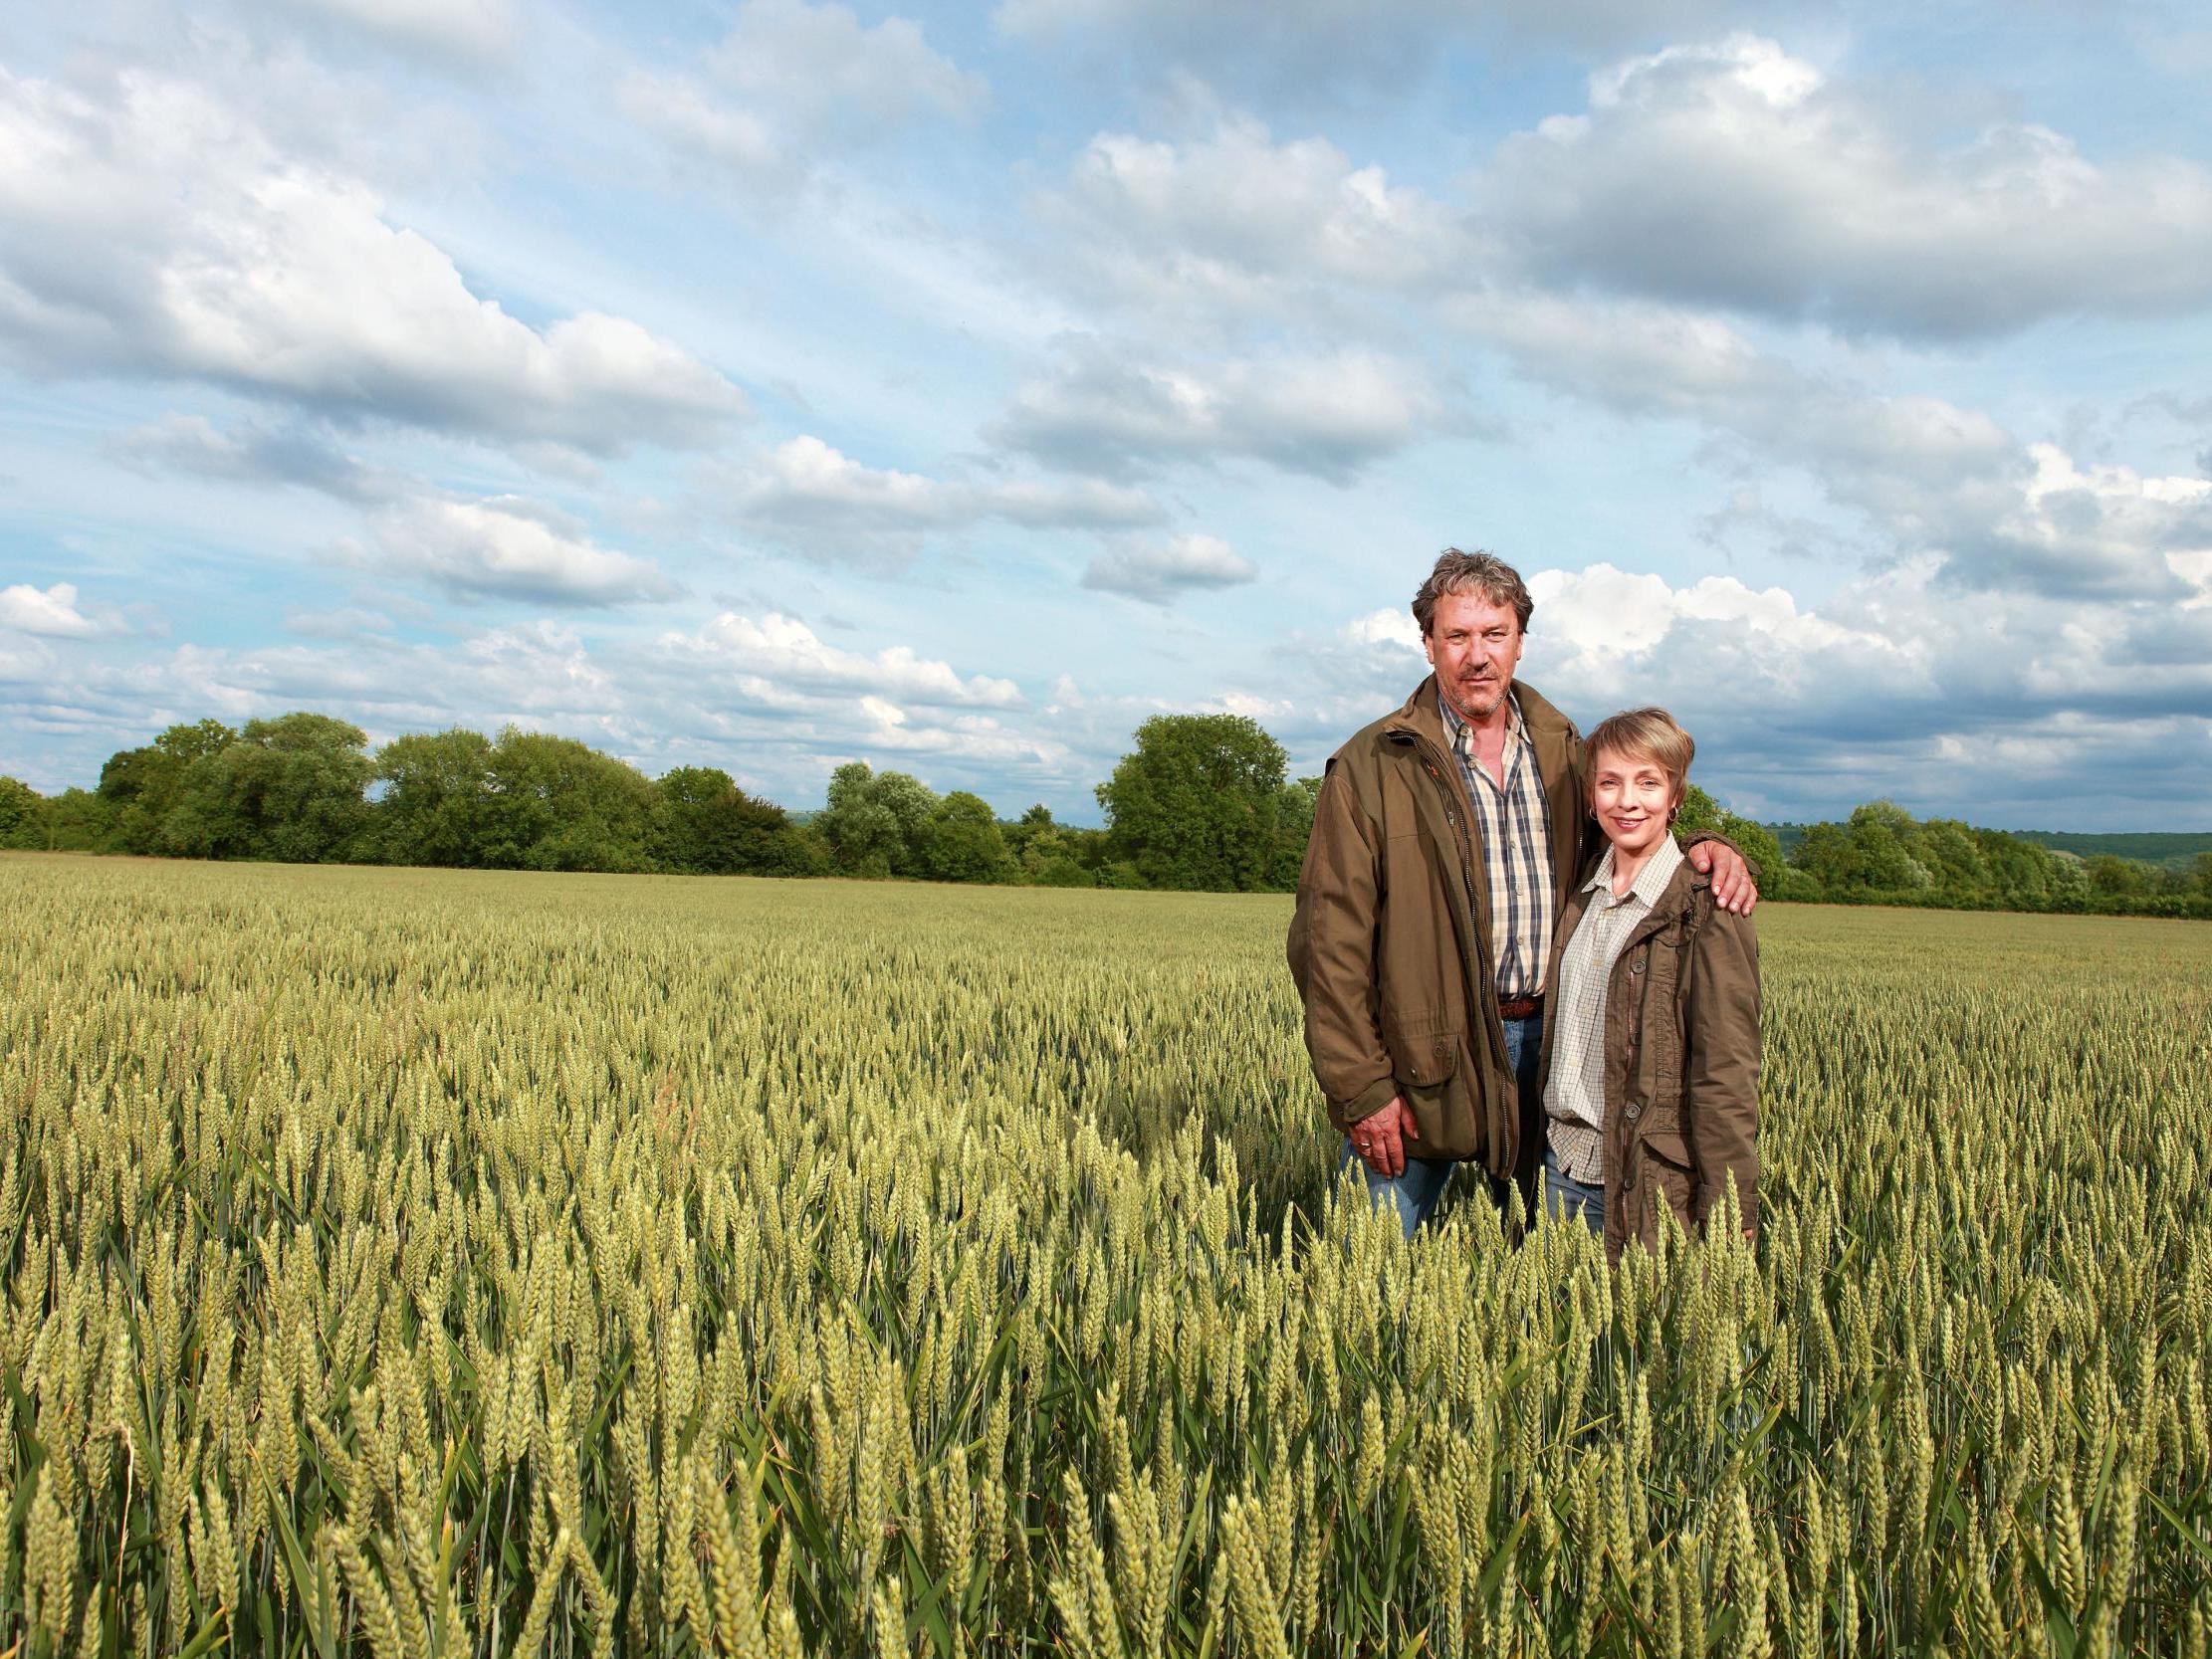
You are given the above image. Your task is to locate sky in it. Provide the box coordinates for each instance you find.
[2,0,2210,829]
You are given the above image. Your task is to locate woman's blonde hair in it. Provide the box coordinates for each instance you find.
[1586,708,1694,815]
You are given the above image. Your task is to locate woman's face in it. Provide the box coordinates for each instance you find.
[1590,746,1675,863]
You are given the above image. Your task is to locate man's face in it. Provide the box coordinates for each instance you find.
[1424,592,1525,725]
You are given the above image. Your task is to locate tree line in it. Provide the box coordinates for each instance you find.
[2,709,2206,916]
[1772,799,2212,918]
[0,711,1313,892]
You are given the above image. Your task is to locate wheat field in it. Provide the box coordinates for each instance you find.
[1,852,2208,1657]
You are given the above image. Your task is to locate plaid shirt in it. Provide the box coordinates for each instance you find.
[1438,691,1554,1001]
[1543,835,1685,1183]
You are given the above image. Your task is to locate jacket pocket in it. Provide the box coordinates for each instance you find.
[1383,1022,1460,1089]
[1383,1021,1477,1158]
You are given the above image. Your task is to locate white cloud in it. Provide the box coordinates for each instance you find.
[661,612,1024,709]
[285,606,395,638]
[1458,290,2210,600]
[617,73,784,181]
[623,0,983,185]
[275,0,518,64]
[993,0,1733,87]
[347,497,680,606]
[985,477,1170,528]
[1343,607,1422,653]
[0,68,746,452]
[1461,290,1791,422]
[1467,292,2014,507]
[1523,562,1915,703]
[1995,444,2212,600]
[1483,34,2212,337]
[997,340,1447,481]
[1082,533,1257,603]
[112,413,388,501]
[723,437,944,537]
[709,435,1166,556]
[708,0,985,139]
[1038,116,1466,319]
[0,634,56,685]
[0,582,99,638]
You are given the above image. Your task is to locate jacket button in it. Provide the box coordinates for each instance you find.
[1630,958,1645,974]
[1626,1100,1643,1120]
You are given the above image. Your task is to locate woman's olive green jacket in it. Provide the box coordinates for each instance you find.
[1537,858,1762,1259]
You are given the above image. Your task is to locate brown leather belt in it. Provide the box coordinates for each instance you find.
[1496,993,1543,1020]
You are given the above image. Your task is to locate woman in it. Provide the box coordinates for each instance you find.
[1535,708,1761,1257]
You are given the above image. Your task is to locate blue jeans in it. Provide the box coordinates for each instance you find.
[1541,1143,1605,1235]
[1343,1011,1543,1239]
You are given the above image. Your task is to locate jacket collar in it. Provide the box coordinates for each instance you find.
[1583,834,1686,909]
[1559,838,1712,944]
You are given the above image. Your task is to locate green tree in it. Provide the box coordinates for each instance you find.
[1096,714,1289,892]
[0,776,43,849]
[1007,804,1096,887]
[165,713,372,862]
[1266,776,1323,891]
[1908,818,1992,895]
[1673,782,1725,837]
[2085,853,2154,898]
[921,791,1013,884]
[371,728,502,867]
[1791,801,1934,893]
[652,766,819,876]
[815,763,940,877]
[2195,851,2212,897]
[1790,820,1851,890]
[41,788,114,852]
[817,762,900,876]
[1004,803,1055,862]
[1974,828,2059,901]
[99,718,237,853]
[483,728,657,873]
[1847,801,1933,890]
[2047,848,2089,897]
[873,772,939,877]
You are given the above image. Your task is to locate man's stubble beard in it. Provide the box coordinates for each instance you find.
[1443,676,1507,726]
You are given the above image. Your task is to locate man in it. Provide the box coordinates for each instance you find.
[1286,548,1756,1237]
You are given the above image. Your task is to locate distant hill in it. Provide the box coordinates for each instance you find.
[2013,831,2212,871]
[1765,823,2212,871]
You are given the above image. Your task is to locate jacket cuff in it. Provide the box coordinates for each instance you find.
[1328,1075,1401,1133]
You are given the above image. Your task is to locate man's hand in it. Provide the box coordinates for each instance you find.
[1686,838,1759,915]
[1351,1096,1420,1177]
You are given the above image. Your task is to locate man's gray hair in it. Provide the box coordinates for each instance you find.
[1412,547,1533,638]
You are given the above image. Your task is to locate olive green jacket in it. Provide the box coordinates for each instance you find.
[1285,675,1593,1180]
[1537,859,1761,1259]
